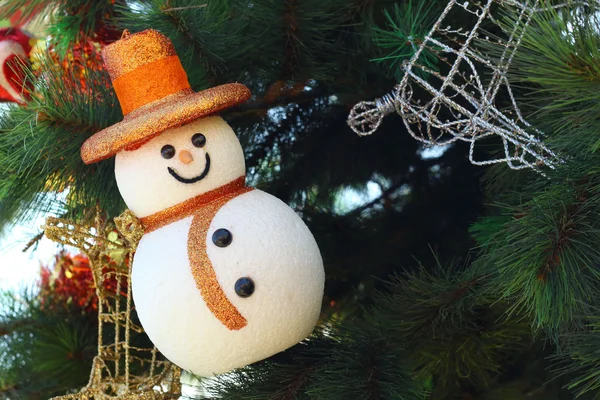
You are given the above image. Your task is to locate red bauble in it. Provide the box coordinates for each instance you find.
[0,28,34,103]
[39,251,128,314]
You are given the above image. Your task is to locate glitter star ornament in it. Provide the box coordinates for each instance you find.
[347,0,561,173]
[80,29,325,377]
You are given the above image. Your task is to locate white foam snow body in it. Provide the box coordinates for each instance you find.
[114,116,325,376]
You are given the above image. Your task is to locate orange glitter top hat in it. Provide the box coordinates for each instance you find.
[80,29,251,164]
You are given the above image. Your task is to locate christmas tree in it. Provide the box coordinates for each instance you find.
[1,0,599,399]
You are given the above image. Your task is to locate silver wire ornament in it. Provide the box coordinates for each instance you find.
[348,0,568,172]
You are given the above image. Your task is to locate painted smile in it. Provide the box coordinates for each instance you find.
[168,153,211,184]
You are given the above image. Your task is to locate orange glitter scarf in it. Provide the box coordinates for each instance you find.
[140,176,249,233]
[140,176,253,330]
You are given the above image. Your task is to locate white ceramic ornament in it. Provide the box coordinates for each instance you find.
[81,29,325,377]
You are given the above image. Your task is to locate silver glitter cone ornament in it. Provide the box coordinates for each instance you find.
[347,0,572,172]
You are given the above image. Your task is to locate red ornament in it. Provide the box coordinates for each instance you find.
[39,253,96,313]
[39,251,128,314]
[0,28,34,103]
[7,3,45,28]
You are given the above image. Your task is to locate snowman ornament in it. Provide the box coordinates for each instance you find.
[81,29,324,377]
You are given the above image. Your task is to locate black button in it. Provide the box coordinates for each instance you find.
[212,228,232,247]
[235,277,255,297]
[161,144,175,159]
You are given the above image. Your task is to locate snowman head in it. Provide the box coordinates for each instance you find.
[115,116,245,217]
[80,29,252,213]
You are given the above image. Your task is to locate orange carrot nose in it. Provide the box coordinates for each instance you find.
[179,150,194,164]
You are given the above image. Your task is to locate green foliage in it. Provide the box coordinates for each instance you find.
[116,0,253,89]
[470,3,600,395]
[372,1,440,80]
[204,318,427,400]
[551,318,600,397]
[0,287,96,399]
[307,323,425,400]
[204,335,328,400]
[6,0,600,398]
[376,261,529,398]
[30,322,95,386]
[472,164,600,340]
[205,258,531,399]
[501,1,600,147]
[0,50,123,228]
[470,1,600,347]
[117,0,383,93]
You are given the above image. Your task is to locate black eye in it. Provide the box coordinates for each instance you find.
[161,144,175,159]
[192,133,206,148]
[235,277,255,298]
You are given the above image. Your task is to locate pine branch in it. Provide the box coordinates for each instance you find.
[203,335,328,400]
[0,51,124,229]
[281,0,302,81]
[116,0,254,88]
[0,320,30,337]
[551,317,600,397]
[496,2,600,146]
[536,193,585,283]
[159,4,216,79]
[160,4,207,12]
[306,325,425,400]
[375,259,529,395]
[346,178,406,216]
[273,366,316,400]
[371,0,440,81]
[472,159,600,341]
[203,322,426,400]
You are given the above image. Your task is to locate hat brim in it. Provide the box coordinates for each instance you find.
[81,83,251,164]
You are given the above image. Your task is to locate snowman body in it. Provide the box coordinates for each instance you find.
[114,116,325,376]
[132,190,323,376]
